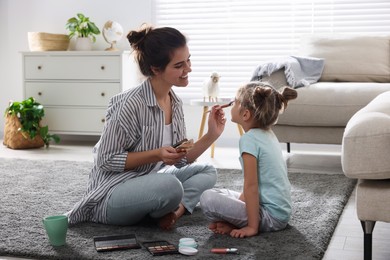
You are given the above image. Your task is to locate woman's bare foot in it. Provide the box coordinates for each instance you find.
[208,222,218,232]
[159,212,178,230]
[158,203,186,230]
[208,221,236,235]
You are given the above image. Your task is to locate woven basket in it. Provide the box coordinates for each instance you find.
[3,114,44,149]
[28,32,70,51]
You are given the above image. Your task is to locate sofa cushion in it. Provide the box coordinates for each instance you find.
[342,91,390,179]
[299,35,390,82]
[277,82,390,127]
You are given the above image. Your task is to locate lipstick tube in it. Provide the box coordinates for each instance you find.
[211,248,239,254]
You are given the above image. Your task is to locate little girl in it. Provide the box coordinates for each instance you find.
[200,81,297,238]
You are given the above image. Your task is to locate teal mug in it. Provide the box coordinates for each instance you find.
[42,215,68,246]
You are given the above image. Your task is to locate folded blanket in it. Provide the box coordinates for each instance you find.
[250,56,325,88]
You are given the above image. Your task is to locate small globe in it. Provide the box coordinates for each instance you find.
[102,20,124,51]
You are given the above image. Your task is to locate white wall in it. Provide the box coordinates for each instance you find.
[0,0,240,148]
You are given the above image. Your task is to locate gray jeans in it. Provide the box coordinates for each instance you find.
[200,188,288,232]
[106,162,217,225]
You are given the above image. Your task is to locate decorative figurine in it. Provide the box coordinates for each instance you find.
[203,71,221,102]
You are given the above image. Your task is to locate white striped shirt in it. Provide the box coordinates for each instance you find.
[67,79,187,224]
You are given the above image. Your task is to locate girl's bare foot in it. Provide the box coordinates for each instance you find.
[209,221,236,234]
[158,203,186,230]
[216,221,236,234]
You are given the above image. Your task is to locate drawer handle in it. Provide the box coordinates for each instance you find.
[37,65,42,70]
[101,66,105,70]
[101,118,105,123]
[38,92,42,96]
[101,92,105,97]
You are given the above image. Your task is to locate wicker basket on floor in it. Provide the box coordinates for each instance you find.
[3,114,44,149]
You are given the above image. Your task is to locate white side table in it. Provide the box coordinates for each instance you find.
[190,99,243,158]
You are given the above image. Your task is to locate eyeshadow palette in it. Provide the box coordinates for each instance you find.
[142,240,179,256]
[93,233,141,252]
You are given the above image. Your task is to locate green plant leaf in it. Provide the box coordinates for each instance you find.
[67,17,78,24]
[88,22,100,34]
[39,125,48,137]
[52,134,61,143]
[77,13,85,20]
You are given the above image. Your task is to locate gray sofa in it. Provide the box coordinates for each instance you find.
[258,35,390,150]
[342,91,390,260]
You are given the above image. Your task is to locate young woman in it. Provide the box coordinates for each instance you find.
[200,81,297,238]
[66,25,226,230]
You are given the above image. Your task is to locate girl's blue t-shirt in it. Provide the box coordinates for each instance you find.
[239,128,292,223]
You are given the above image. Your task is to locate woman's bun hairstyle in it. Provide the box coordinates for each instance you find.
[126,24,187,77]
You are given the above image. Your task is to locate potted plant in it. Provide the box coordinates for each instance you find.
[3,97,60,149]
[65,13,100,51]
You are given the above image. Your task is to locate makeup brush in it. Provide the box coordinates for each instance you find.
[204,100,234,113]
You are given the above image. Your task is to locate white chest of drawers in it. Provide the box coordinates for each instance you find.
[22,51,136,136]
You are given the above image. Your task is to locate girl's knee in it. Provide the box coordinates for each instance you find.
[200,189,215,209]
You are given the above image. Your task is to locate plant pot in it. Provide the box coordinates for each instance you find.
[75,37,92,51]
[3,114,44,149]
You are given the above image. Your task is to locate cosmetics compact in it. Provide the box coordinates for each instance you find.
[93,233,141,252]
[178,237,198,256]
[173,138,194,151]
[142,240,179,256]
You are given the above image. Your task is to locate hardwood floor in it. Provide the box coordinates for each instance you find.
[0,141,389,260]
